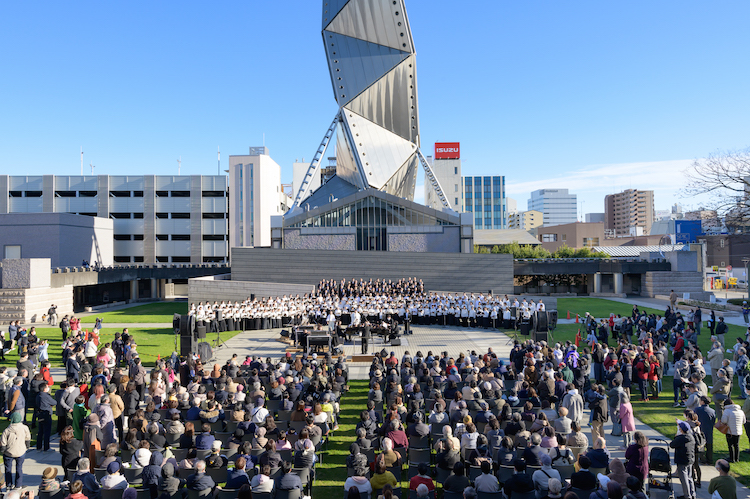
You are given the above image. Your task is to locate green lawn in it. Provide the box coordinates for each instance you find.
[79,302,188,324]
[313,379,366,497]
[16,325,244,369]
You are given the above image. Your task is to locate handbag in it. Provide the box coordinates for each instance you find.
[714,421,730,435]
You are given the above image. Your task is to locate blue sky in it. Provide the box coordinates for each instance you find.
[1,1,748,215]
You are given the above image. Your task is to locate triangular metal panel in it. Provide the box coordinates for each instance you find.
[326,0,414,54]
[322,0,351,30]
[382,152,418,200]
[343,110,417,190]
[324,31,411,108]
[334,121,367,191]
[345,55,419,144]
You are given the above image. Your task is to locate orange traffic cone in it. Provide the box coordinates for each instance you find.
[575,314,580,324]
[575,330,582,347]
[157,354,161,361]
[566,310,571,320]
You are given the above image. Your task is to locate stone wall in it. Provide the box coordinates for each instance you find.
[388,226,460,253]
[188,275,314,304]
[1,259,51,289]
[231,248,514,294]
[0,285,74,324]
[283,228,356,251]
[641,271,706,300]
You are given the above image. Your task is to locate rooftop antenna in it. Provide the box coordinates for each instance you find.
[178,156,181,175]
[90,162,95,175]
[80,147,83,175]
[217,146,221,176]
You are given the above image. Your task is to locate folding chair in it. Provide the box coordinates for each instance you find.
[408,447,431,465]
[205,466,228,485]
[39,491,65,499]
[275,489,302,499]
[496,465,515,485]
[468,465,482,482]
[121,466,143,485]
[408,435,430,449]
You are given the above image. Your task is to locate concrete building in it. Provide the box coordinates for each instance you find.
[0,213,113,268]
[292,160,316,202]
[425,143,462,211]
[605,189,655,237]
[536,222,605,252]
[528,189,577,227]
[463,176,506,230]
[0,174,228,264]
[506,198,517,215]
[508,210,543,231]
[229,147,291,248]
[585,213,605,223]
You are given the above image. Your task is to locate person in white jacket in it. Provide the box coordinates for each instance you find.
[721,398,746,463]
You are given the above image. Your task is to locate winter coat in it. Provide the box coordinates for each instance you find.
[619,403,636,433]
[721,404,747,436]
[708,347,725,374]
[711,378,731,403]
[0,421,31,457]
[670,431,695,466]
[561,390,584,424]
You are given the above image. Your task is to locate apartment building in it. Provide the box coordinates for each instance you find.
[605,189,655,236]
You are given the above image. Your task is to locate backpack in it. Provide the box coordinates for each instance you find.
[654,363,663,378]
[693,427,706,451]
[669,332,678,347]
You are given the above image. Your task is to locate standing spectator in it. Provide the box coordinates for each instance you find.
[670,422,696,499]
[36,383,56,451]
[1,412,31,489]
[60,425,83,477]
[695,396,716,464]
[590,385,608,443]
[708,459,737,499]
[624,431,649,485]
[712,369,731,421]
[721,398,746,463]
[716,317,728,350]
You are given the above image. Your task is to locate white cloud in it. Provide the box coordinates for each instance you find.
[505,159,698,213]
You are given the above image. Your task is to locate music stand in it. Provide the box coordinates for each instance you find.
[213,323,226,350]
[505,308,520,345]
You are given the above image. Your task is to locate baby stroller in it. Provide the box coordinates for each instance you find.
[648,438,675,499]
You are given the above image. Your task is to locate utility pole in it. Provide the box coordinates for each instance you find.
[90,163,95,175]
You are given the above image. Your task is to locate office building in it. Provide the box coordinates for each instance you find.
[585,213,605,223]
[604,189,655,237]
[528,189,578,227]
[536,222,605,252]
[0,174,227,264]
[508,210,543,231]
[425,143,461,211]
[462,176,506,230]
[229,147,291,249]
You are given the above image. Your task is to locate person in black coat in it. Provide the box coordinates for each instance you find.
[695,396,716,463]
[186,461,215,492]
[147,423,167,450]
[225,457,251,489]
[570,455,597,490]
[60,425,83,478]
[503,459,535,499]
[277,461,303,491]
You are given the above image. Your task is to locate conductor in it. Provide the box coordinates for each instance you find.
[362,321,371,354]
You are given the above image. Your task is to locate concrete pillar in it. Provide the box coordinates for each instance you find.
[593,273,602,294]
[614,272,623,295]
[160,279,167,298]
[151,279,158,299]
[130,280,138,301]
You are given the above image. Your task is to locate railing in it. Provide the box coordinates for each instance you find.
[51,262,229,273]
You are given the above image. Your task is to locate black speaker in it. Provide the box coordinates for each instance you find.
[535,311,549,332]
[548,310,558,330]
[391,338,402,346]
[196,325,207,339]
[179,315,190,336]
[510,307,518,319]
[180,335,194,356]
[215,309,223,322]
[533,330,548,342]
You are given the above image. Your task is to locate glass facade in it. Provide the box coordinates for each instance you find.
[462,176,506,230]
[287,195,456,229]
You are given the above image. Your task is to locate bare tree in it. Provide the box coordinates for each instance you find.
[684,148,750,229]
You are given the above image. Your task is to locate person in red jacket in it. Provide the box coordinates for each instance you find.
[40,360,54,386]
[635,356,650,402]
[648,355,660,399]
[673,331,685,362]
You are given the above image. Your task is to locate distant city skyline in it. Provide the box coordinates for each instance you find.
[1,2,747,219]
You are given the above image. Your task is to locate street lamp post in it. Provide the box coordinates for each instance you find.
[744,258,750,302]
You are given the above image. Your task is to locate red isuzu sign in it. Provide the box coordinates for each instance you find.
[434,142,460,159]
